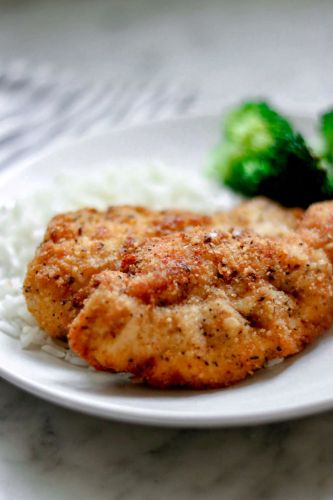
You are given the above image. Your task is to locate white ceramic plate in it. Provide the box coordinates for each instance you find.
[1,114,333,428]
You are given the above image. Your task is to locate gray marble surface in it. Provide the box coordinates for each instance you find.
[1,377,333,500]
[1,1,333,499]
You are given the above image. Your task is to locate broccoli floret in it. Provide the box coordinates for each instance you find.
[210,101,325,207]
[320,110,333,163]
[318,109,333,195]
[224,102,293,151]
[320,159,333,196]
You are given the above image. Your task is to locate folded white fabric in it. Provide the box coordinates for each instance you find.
[0,61,197,169]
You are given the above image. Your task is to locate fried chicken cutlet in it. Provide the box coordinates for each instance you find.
[68,202,333,388]
[24,198,302,338]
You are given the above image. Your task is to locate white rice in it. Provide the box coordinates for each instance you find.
[0,162,239,367]
[264,358,284,368]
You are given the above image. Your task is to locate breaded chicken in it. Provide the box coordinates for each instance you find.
[24,198,302,338]
[24,206,212,337]
[68,214,333,388]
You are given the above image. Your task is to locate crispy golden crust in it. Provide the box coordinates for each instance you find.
[298,200,333,261]
[24,206,212,337]
[69,228,333,389]
[24,198,301,338]
[215,197,303,236]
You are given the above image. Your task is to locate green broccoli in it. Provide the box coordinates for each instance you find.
[210,101,326,207]
[320,110,333,163]
[317,110,333,196]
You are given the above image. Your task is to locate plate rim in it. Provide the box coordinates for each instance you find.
[1,359,333,427]
[0,108,316,190]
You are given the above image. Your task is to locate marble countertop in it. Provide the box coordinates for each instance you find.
[1,0,333,114]
[1,1,333,498]
[1,377,333,500]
